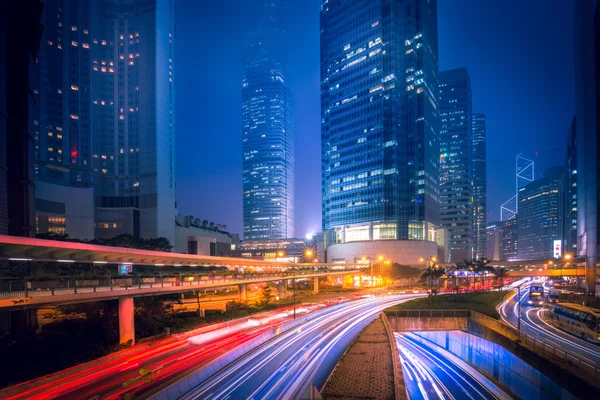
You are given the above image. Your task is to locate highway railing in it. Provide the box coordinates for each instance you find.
[0,270,359,300]
[384,309,470,318]
[470,310,600,383]
[384,307,600,383]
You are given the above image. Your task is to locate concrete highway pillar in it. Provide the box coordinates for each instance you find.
[118,296,135,345]
[10,309,38,339]
[313,277,320,294]
[238,284,247,302]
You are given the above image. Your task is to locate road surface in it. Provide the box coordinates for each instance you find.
[2,302,334,400]
[395,332,510,400]
[499,285,600,366]
[170,295,419,400]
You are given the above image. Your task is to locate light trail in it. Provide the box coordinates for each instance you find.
[395,333,503,400]
[498,283,600,366]
[174,295,421,400]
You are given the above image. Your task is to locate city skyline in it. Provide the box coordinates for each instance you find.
[176,0,574,238]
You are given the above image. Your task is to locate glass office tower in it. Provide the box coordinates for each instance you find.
[472,113,487,260]
[517,168,562,261]
[32,0,177,243]
[242,1,294,240]
[320,0,440,245]
[439,68,473,262]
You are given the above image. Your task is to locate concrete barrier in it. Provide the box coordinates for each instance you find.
[468,318,598,398]
[381,312,408,400]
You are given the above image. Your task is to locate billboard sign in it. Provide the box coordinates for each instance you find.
[553,240,562,259]
[119,263,133,276]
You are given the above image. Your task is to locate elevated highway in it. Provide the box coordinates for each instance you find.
[0,235,368,343]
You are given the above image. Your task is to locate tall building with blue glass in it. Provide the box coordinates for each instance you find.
[320,0,440,259]
[242,1,294,240]
[472,113,487,260]
[516,167,562,261]
[439,68,473,262]
[32,0,177,243]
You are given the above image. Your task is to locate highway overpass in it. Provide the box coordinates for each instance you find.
[0,235,368,343]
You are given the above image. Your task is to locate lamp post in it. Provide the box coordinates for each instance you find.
[360,256,372,295]
[283,248,313,320]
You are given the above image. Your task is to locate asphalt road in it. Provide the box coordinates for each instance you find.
[499,286,600,366]
[395,333,508,400]
[175,295,420,400]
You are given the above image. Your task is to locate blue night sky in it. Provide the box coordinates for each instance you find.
[175,0,574,238]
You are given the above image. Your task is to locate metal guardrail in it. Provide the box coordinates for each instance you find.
[384,309,470,318]
[384,307,600,383]
[0,270,355,300]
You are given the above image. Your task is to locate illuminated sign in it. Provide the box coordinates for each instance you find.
[119,264,133,275]
[553,240,562,259]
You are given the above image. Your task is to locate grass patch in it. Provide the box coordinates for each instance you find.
[386,291,510,319]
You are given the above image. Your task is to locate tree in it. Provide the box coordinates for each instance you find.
[493,267,509,289]
[221,224,228,231]
[216,224,222,231]
[256,286,274,307]
[202,220,209,228]
[420,266,446,303]
[473,257,493,290]
[454,259,474,291]
[209,222,215,229]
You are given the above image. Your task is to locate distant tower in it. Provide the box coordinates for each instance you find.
[472,113,487,260]
[439,68,473,262]
[501,155,534,221]
[242,1,294,240]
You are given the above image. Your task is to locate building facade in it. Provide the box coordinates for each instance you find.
[516,168,562,261]
[500,218,518,261]
[563,117,578,254]
[439,68,473,262]
[32,0,176,243]
[35,180,94,240]
[242,1,294,240]
[320,0,440,263]
[174,215,237,257]
[485,221,501,261]
[574,0,599,294]
[472,113,487,260]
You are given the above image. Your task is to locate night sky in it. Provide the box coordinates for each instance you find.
[175,0,574,238]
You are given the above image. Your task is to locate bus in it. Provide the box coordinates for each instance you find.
[546,290,560,303]
[524,284,544,307]
[549,303,600,343]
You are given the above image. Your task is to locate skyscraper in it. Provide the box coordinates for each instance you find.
[500,218,518,261]
[32,0,176,243]
[516,168,562,261]
[574,0,599,294]
[439,68,473,262]
[563,117,578,254]
[242,1,294,240]
[320,0,440,264]
[472,113,487,260]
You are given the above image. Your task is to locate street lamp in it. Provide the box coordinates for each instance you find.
[288,248,315,320]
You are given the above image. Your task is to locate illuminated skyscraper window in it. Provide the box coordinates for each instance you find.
[320,0,440,243]
[242,1,294,240]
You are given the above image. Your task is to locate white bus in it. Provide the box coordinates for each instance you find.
[549,303,600,343]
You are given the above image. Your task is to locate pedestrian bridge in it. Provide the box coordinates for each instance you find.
[0,235,368,311]
[507,268,585,277]
[0,269,364,311]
